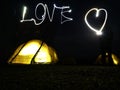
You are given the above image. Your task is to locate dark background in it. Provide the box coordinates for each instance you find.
[0,0,120,64]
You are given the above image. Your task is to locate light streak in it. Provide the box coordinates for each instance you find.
[34,3,46,25]
[20,3,46,25]
[22,6,27,20]
[61,6,73,24]
[84,8,108,35]
[96,31,102,35]
[20,3,73,25]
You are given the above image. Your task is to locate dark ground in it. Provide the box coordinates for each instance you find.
[0,64,120,90]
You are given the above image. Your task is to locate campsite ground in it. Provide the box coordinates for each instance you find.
[0,64,120,90]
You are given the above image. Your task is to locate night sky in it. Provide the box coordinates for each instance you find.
[0,0,120,64]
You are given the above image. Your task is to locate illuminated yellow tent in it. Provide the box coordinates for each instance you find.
[8,39,58,64]
[96,53,120,65]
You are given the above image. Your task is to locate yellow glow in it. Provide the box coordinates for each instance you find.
[19,41,40,55]
[84,8,108,35]
[96,53,120,65]
[48,47,58,63]
[106,53,108,56]
[112,54,119,65]
[8,44,25,64]
[8,39,58,64]
[34,43,51,64]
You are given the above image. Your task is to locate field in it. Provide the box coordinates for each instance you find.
[0,64,120,90]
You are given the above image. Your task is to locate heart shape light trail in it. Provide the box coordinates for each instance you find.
[84,8,108,35]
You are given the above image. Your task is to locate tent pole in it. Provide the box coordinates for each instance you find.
[9,42,27,64]
[31,41,44,64]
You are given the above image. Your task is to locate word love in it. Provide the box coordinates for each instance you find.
[20,3,73,25]
[84,8,108,35]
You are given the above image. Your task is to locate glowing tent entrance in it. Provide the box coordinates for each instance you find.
[8,40,58,64]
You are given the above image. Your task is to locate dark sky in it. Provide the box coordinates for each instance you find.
[0,0,120,64]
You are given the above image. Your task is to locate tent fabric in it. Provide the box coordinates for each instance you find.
[96,53,120,65]
[8,39,58,64]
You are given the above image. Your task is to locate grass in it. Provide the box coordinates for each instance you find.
[0,64,120,89]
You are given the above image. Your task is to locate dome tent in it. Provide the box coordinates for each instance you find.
[96,53,120,65]
[8,39,58,64]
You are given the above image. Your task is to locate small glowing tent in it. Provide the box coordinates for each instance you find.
[8,39,58,64]
[96,53,120,65]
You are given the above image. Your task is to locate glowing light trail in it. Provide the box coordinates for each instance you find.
[20,3,73,25]
[60,5,73,24]
[84,8,108,35]
[22,6,27,20]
